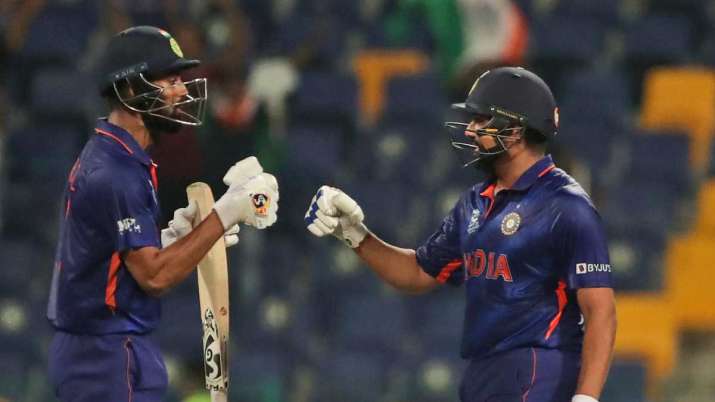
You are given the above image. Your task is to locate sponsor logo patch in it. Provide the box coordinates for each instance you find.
[117,218,141,234]
[252,193,270,216]
[576,263,612,274]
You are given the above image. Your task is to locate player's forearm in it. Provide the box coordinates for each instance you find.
[147,212,225,295]
[575,304,617,398]
[354,233,438,294]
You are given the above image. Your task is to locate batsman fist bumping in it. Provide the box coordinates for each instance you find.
[305,67,616,402]
[46,26,279,402]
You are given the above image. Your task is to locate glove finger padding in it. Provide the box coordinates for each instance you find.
[332,192,364,224]
[224,234,239,247]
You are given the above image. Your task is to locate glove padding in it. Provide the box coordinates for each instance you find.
[213,172,279,230]
[160,200,240,248]
[304,185,368,248]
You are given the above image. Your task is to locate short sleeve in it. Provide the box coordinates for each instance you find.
[552,197,612,289]
[103,172,161,252]
[416,201,465,286]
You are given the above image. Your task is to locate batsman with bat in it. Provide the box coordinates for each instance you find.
[305,67,617,402]
[46,26,279,402]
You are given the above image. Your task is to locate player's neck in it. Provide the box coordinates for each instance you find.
[494,146,544,191]
[107,109,153,150]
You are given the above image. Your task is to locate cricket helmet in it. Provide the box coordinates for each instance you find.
[446,67,558,168]
[97,26,207,127]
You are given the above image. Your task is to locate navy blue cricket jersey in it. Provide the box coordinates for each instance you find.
[47,119,163,335]
[416,155,612,360]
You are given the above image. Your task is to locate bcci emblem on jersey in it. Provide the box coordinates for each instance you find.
[467,209,481,234]
[501,212,521,235]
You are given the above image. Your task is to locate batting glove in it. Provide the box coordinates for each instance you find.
[304,185,368,248]
[160,200,240,248]
[214,172,279,230]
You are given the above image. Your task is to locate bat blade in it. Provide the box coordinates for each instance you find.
[186,182,229,401]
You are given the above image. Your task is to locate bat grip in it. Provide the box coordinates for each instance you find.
[210,389,228,402]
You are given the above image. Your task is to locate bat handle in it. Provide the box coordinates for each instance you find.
[210,389,228,402]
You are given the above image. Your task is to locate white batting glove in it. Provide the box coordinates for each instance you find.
[213,172,279,230]
[304,185,368,248]
[572,395,599,402]
[160,201,240,248]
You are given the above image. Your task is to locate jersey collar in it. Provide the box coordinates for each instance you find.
[510,154,556,191]
[94,119,153,166]
[478,154,556,197]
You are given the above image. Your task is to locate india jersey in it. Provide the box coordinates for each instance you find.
[416,155,612,359]
[47,119,163,334]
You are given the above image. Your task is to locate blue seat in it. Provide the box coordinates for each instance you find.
[601,359,647,402]
[284,125,345,180]
[552,0,621,26]
[30,68,90,123]
[229,348,290,402]
[553,123,619,175]
[289,71,358,126]
[608,228,667,291]
[317,351,387,402]
[557,69,632,120]
[413,294,465,346]
[530,17,606,63]
[334,294,408,352]
[624,15,692,62]
[0,239,48,295]
[383,72,446,123]
[19,1,98,65]
[627,131,691,189]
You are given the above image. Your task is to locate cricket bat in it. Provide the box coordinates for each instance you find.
[187,182,229,402]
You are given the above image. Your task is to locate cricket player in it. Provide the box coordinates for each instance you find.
[305,67,616,402]
[46,26,279,402]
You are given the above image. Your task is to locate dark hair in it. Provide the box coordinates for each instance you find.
[523,127,548,151]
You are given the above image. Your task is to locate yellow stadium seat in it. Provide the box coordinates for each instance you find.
[615,293,677,392]
[639,67,715,171]
[694,180,715,235]
[664,234,715,330]
[353,50,429,125]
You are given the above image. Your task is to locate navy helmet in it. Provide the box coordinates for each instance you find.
[446,67,558,168]
[97,26,207,127]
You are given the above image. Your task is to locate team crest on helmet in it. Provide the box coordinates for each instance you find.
[501,212,521,236]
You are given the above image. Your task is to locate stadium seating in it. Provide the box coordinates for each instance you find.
[615,293,677,391]
[664,234,715,330]
[352,50,430,124]
[693,180,715,234]
[639,67,715,170]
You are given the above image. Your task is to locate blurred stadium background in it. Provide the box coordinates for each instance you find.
[1,0,714,401]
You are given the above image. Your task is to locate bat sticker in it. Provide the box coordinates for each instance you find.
[202,309,224,390]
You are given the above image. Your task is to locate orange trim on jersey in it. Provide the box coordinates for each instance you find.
[124,337,134,402]
[537,164,556,178]
[95,128,134,155]
[480,184,497,217]
[105,252,122,312]
[436,259,463,283]
[64,198,72,218]
[521,347,537,401]
[545,280,568,340]
[149,162,159,189]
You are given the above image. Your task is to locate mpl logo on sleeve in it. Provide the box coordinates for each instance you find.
[576,263,612,274]
[117,218,141,234]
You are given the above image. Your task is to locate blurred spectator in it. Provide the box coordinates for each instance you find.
[384,0,528,96]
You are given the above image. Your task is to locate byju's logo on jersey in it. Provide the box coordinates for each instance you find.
[117,218,141,234]
[576,263,612,274]
[467,209,481,234]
